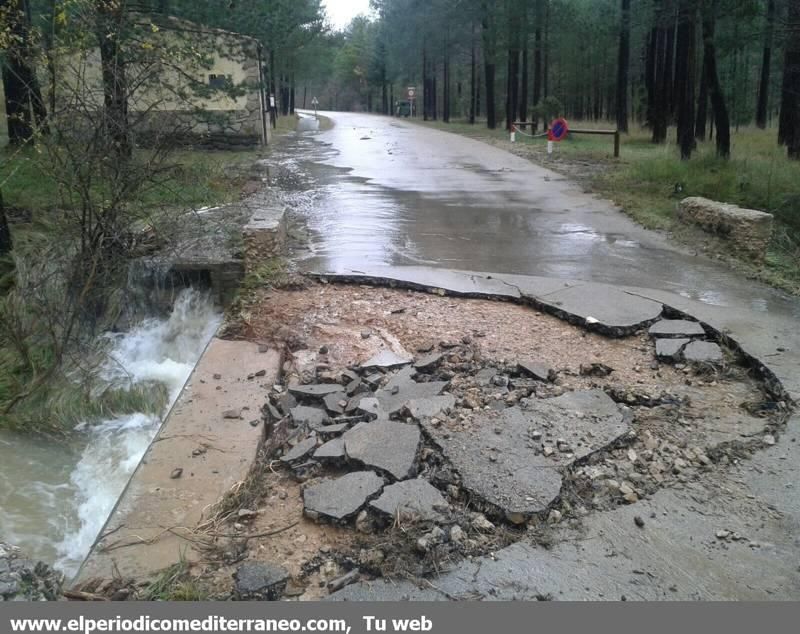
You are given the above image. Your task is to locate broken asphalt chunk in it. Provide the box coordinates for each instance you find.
[683,340,724,364]
[290,405,329,430]
[423,390,629,517]
[344,421,421,480]
[648,319,706,338]
[361,350,413,370]
[281,435,318,464]
[233,562,289,601]
[314,437,346,461]
[303,471,384,521]
[655,338,690,362]
[370,479,449,522]
[288,383,345,400]
[517,360,554,382]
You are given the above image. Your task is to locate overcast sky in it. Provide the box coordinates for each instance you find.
[323,0,374,30]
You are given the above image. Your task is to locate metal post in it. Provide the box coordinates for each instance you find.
[510,125,516,143]
[614,131,620,158]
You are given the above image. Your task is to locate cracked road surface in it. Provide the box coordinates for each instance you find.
[280,112,800,600]
[292,112,799,321]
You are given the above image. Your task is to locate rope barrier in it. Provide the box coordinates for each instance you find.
[511,126,548,138]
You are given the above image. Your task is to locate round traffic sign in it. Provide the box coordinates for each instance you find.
[548,118,569,142]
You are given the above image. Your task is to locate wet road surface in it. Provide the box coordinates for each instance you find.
[289,112,800,322]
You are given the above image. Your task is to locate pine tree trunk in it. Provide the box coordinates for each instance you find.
[519,47,529,123]
[0,190,12,257]
[645,26,657,128]
[482,4,497,129]
[616,0,631,132]
[780,0,800,157]
[651,1,670,143]
[674,0,697,160]
[470,21,477,124]
[695,52,708,140]
[96,0,131,159]
[702,0,730,158]
[533,19,543,132]
[506,47,519,130]
[756,0,776,128]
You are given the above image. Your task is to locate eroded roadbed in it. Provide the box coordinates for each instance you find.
[76,281,797,600]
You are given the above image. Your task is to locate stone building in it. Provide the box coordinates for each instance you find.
[1,14,271,149]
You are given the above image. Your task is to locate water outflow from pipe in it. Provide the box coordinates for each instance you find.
[0,290,221,578]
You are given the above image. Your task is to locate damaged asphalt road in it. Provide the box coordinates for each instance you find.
[204,280,796,601]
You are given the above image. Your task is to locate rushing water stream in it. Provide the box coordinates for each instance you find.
[0,290,220,578]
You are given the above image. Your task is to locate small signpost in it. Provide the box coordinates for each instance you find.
[407,86,416,117]
[547,117,569,156]
[311,96,319,117]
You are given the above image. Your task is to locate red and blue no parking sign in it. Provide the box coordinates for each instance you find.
[548,118,569,142]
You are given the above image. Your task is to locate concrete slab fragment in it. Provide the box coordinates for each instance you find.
[323,391,347,415]
[361,350,412,370]
[539,284,663,335]
[303,471,384,521]
[655,338,690,361]
[517,360,554,382]
[414,351,446,371]
[233,562,289,601]
[314,266,521,300]
[289,383,345,400]
[424,390,628,516]
[290,406,329,429]
[370,479,449,521]
[281,435,317,464]
[405,394,456,420]
[374,378,449,417]
[684,341,724,364]
[357,397,389,421]
[344,421,421,480]
[649,319,706,338]
[314,437,346,461]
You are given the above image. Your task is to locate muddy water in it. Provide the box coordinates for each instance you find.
[0,291,220,578]
[286,111,800,321]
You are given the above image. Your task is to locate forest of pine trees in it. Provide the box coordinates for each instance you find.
[1,0,798,161]
[303,0,800,161]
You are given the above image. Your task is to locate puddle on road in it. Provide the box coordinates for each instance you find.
[274,114,800,322]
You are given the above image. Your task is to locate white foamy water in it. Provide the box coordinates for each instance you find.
[0,290,220,578]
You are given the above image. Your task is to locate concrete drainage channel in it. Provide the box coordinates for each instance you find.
[71,271,795,601]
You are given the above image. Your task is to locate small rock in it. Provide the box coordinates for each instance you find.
[716,529,731,540]
[450,525,467,543]
[213,373,222,380]
[170,468,183,479]
[634,516,645,528]
[233,562,289,600]
[579,363,614,377]
[472,514,495,532]
[547,509,562,524]
[327,569,360,594]
[361,330,372,339]
[763,434,777,446]
[222,409,241,420]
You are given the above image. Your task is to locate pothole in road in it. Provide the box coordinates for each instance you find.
[207,282,787,600]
